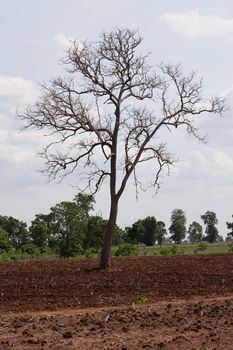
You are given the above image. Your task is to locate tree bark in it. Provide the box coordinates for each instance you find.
[100,196,118,269]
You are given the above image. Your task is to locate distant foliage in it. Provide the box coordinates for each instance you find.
[169,209,186,244]
[194,242,207,253]
[0,215,29,248]
[21,243,40,256]
[228,242,233,253]
[159,248,170,255]
[170,244,178,255]
[0,198,231,261]
[188,222,203,243]
[201,211,218,243]
[0,228,13,253]
[157,221,167,246]
[28,193,124,258]
[30,219,49,249]
[143,217,158,246]
[114,244,138,257]
[125,216,167,246]
[226,215,233,238]
[50,193,95,257]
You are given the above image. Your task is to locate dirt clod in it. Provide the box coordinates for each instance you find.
[1,254,233,349]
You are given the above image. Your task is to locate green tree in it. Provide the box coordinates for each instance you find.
[142,216,157,246]
[125,216,157,246]
[30,194,95,255]
[84,216,107,251]
[19,28,225,268]
[0,215,29,248]
[125,220,145,244]
[156,221,167,246]
[188,221,203,243]
[169,209,186,244]
[0,227,13,253]
[84,216,124,251]
[171,209,186,225]
[29,218,49,249]
[113,226,125,246]
[49,193,95,257]
[29,212,56,249]
[227,215,233,238]
[201,211,218,243]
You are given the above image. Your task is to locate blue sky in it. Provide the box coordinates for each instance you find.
[0,0,233,236]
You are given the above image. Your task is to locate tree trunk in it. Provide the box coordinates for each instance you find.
[100,197,118,269]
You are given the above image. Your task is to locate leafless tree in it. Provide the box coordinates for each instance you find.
[19,28,225,269]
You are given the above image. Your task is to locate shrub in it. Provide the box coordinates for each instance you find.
[0,239,13,253]
[228,242,233,253]
[10,254,18,261]
[59,239,83,258]
[114,244,138,257]
[84,247,100,258]
[159,248,170,255]
[194,242,207,253]
[170,244,178,255]
[0,252,19,262]
[21,243,40,256]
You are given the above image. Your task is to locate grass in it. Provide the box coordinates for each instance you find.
[0,241,232,262]
[0,249,57,262]
[111,241,232,257]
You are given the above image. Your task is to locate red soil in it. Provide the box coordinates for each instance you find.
[1,254,233,349]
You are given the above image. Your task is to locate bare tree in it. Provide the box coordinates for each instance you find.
[19,28,225,269]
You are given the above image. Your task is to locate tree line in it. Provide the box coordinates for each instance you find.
[0,193,233,258]
[125,209,230,245]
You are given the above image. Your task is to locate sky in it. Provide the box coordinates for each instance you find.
[0,0,233,237]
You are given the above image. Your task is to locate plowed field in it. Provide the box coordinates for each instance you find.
[1,254,233,349]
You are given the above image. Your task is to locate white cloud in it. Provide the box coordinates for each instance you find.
[183,147,233,179]
[0,76,38,108]
[0,143,36,165]
[220,84,233,98]
[160,11,233,39]
[54,34,74,50]
[0,129,8,142]
[0,117,49,166]
[0,75,42,167]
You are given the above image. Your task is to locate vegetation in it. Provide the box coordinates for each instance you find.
[157,221,167,246]
[0,239,232,262]
[194,242,207,253]
[169,209,186,244]
[0,228,13,253]
[0,194,232,262]
[19,28,225,269]
[226,215,233,238]
[137,295,148,305]
[0,216,29,248]
[114,244,138,257]
[201,211,219,243]
[188,221,203,243]
[125,216,166,246]
[112,242,231,257]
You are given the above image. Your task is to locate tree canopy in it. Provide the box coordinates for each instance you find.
[201,211,219,243]
[188,221,203,243]
[169,209,186,244]
[226,215,233,238]
[125,216,167,246]
[0,215,29,248]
